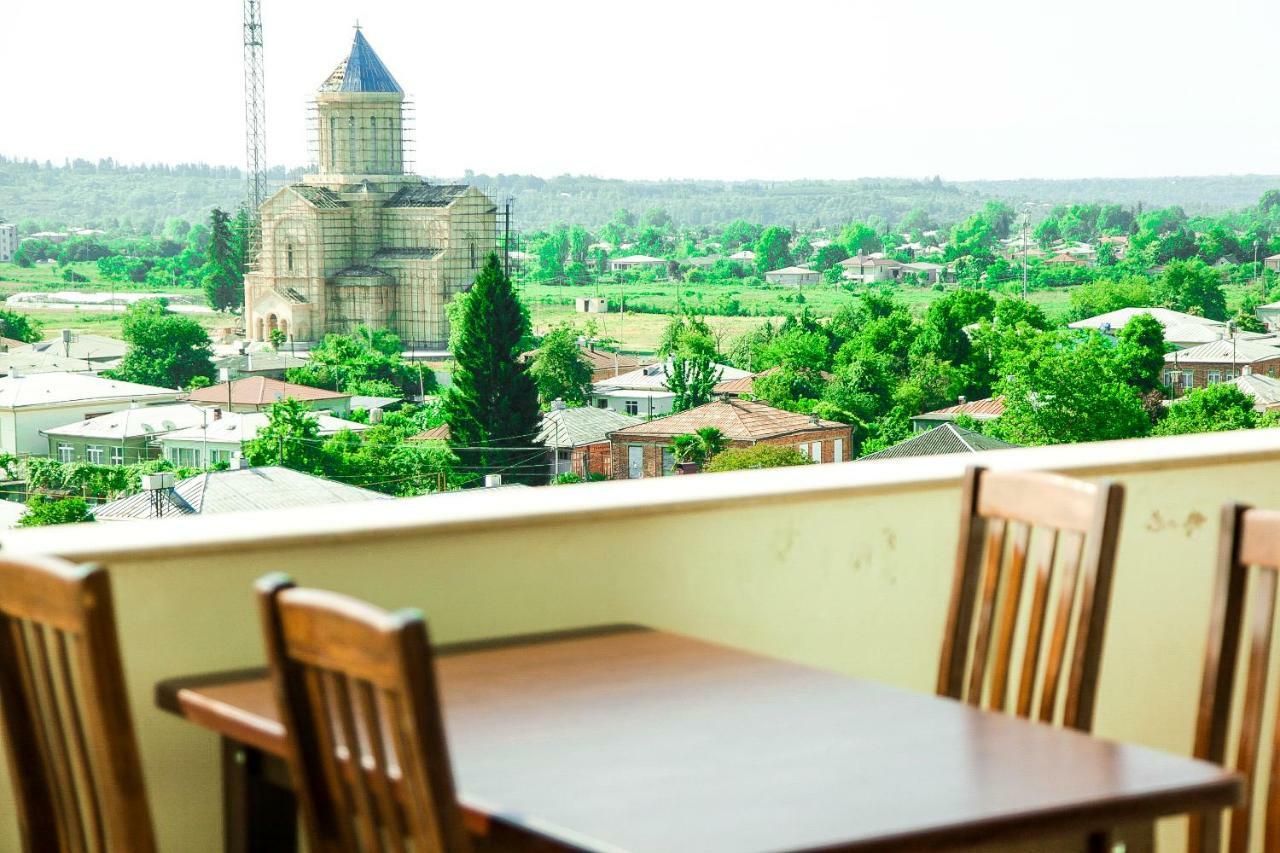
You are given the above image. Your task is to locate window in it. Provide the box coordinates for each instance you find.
[1207,370,1221,384]
[347,115,356,171]
[209,449,232,467]
[470,241,477,269]
[833,438,844,462]
[662,447,676,476]
[86,445,104,464]
[286,243,294,272]
[328,117,337,170]
[1182,370,1194,386]
[627,445,644,479]
[796,443,809,460]
[1162,371,1174,386]
[57,444,73,463]
[595,399,608,409]
[370,116,378,169]
[168,447,201,468]
[625,400,639,416]
[809,441,823,463]
[110,446,124,466]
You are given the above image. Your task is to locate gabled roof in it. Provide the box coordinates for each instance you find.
[384,184,469,208]
[42,403,210,440]
[1230,373,1280,409]
[593,360,752,393]
[913,396,1006,422]
[27,333,128,360]
[409,424,451,442]
[609,398,848,443]
[93,466,388,521]
[1069,307,1224,331]
[537,406,641,448]
[610,254,665,264]
[185,377,349,406]
[0,372,178,409]
[319,30,403,94]
[711,365,832,397]
[860,423,1019,461]
[766,266,818,276]
[288,185,346,209]
[158,411,368,444]
[1163,338,1280,365]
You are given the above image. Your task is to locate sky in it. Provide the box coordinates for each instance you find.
[3,0,1278,182]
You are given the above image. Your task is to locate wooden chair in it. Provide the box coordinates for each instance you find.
[1191,503,1280,853]
[0,556,156,853]
[936,466,1125,732]
[257,573,472,853]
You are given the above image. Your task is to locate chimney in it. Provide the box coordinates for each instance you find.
[552,398,568,411]
[212,408,222,421]
[958,395,967,405]
[484,474,503,488]
[810,413,820,426]
[230,453,249,470]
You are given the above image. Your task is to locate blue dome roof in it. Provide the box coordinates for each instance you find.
[325,30,402,94]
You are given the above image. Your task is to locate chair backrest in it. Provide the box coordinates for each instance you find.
[257,574,472,853]
[0,556,155,853]
[1191,503,1280,853]
[936,466,1125,732]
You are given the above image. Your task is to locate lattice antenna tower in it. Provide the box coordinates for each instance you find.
[243,0,267,267]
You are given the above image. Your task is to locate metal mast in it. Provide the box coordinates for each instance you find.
[243,0,266,265]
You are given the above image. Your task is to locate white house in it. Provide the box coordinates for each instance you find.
[0,373,181,456]
[728,250,756,265]
[764,266,819,286]
[607,255,666,273]
[156,410,369,468]
[592,360,753,418]
[1068,307,1227,349]
[41,402,210,465]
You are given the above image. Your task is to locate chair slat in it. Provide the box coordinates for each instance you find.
[966,517,1009,706]
[357,678,407,853]
[990,522,1035,712]
[29,622,88,853]
[303,665,359,850]
[1018,530,1072,719]
[330,670,381,851]
[1228,567,1276,853]
[56,631,105,853]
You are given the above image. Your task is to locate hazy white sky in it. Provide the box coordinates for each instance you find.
[3,0,1277,181]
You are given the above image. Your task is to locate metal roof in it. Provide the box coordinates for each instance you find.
[861,423,1018,461]
[158,411,368,444]
[289,185,346,209]
[537,406,641,448]
[1163,338,1280,365]
[42,403,210,440]
[93,466,388,521]
[0,373,178,410]
[594,360,752,393]
[319,30,403,94]
[1230,373,1280,410]
[384,184,469,208]
[1068,307,1224,331]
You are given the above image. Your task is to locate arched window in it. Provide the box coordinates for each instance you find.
[286,243,294,272]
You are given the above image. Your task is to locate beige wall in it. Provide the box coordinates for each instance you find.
[5,429,1280,850]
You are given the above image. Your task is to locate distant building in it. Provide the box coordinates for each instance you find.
[764,266,819,286]
[537,403,641,479]
[1256,299,1280,331]
[1043,252,1089,267]
[1228,373,1280,412]
[910,396,1005,432]
[901,261,945,284]
[22,332,129,371]
[93,465,387,521]
[185,376,351,415]
[575,296,608,313]
[1163,338,1280,392]
[728,249,756,265]
[1264,253,1280,273]
[860,423,1019,461]
[711,365,832,399]
[0,223,16,262]
[42,403,209,465]
[1068,307,1228,349]
[0,373,181,456]
[839,256,902,282]
[156,409,368,468]
[608,254,666,273]
[607,398,852,479]
[212,351,312,381]
[592,360,753,418]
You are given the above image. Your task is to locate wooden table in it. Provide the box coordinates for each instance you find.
[156,625,1240,853]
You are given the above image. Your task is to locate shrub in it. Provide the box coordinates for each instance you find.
[704,444,812,472]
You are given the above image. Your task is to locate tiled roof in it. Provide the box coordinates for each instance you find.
[0,373,178,409]
[384,184,469,208]
[94,466,388,521]
[319,30,403,94]
[914,396,1006,421]
[860,423,1019,461]
[609,398,848,442]
[409,424,451,442]
[186,377,349,406]
[1163,338,1280,365]
[712,366,833,397]
[537,406,641,448]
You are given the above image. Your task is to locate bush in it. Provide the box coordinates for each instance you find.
[19,495,94,527]
[704,444,812,472]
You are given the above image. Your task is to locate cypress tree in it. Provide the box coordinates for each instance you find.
[445,253,541,483]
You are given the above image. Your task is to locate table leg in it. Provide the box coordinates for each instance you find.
[1087,821,1155,853]
[221,738,298,853]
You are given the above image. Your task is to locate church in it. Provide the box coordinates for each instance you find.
[244,29,498,348]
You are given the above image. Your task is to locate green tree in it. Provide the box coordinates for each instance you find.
[201,207,243,311]
[1155,260,1227,320]
[1067,277,1156,321]
[1152,384,1258,436]
[444,254,541,480]
[529,325,593,405]
[753,226,793,273]
[108,299,214,389]
[671,427,727,467]
[242,397,326,472]
[704,444,810,472]
[0,309,41,343]
[19,496,94,527]
[660,315,720,412]
[1113,314,1167,394]
[286,327,431,397]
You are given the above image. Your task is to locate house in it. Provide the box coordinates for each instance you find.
[592,360,753,418]
[1043,253,1089,267]
[42,403,210,465]
[608,255,666,273]
[92,465,388,521]
[0,372,181,456]
[1162,338,1280,392]
[211,351,312,381]
[537,403,641,479]
[1264,253,1280,273]
[20,333,128,371]
[1228,373,1280,412]
[185,376,351,415]
[1255,300,1280,332]
[728,249,756,265]
[764,266,819,286]
[860,423,1019,461]
[679,255,722,270]
[156,410,369,468]
[0,350,102,377]
[901,261,945,284]
[1069,307,1227,348]
[910,396,1005,432]
[348,395,403,417]
[575,297,607,314]
[606,398,852,479]
[839,256,902,282]
[1099,235,1130,258]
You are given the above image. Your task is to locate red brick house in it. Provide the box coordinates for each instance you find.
[537,404,641,479]
[607,398,853,479]
[1163,338,1280,393]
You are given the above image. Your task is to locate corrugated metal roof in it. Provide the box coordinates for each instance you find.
[384,185,469,208]
[594,360,751,393]
[42,403,209,440]
[609,398,848,442]
[94,466,387,521]
[1069,307,1224,331]
[861,424,1018,461]
[1231,373,1280,409]
[1163,338,1280,365]
[319,30,403,94]
[0,373,178,409]
[537,407,641,448]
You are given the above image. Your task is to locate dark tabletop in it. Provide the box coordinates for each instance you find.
[157,625,1240,853]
